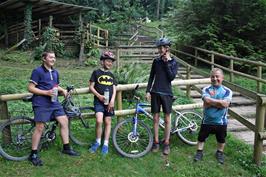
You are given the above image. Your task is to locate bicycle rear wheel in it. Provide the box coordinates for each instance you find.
[69,116,94,146]
[175,110,202,145]
[0,116,35,161]
[112,118,153,158]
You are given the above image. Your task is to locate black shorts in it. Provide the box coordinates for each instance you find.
[198,124,227,143]
[94,99,115,117]
[151,93,172,114]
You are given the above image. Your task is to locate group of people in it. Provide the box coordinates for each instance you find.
[27,37,232,167]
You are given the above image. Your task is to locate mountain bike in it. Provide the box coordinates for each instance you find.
[0,85,94,161]
[112,86,203,158]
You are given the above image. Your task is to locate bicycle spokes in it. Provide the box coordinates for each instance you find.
[112,118,153,158]
[175,111,202,145]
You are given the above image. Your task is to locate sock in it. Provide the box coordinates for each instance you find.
[103,140,109,146]
[31,150,38,156]
[96,138,101,145]
[197,149,203,153]
[63,143,71,150]
[217,150,223,153]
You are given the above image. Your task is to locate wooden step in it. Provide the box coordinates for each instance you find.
[230,106,256,118]
[227,118,255,132]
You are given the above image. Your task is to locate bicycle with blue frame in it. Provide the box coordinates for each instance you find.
[112,85,203,158]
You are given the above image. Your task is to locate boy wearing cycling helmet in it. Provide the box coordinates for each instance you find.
[146,37,178,155]
[28,51,80,166]
[89,51,117,155]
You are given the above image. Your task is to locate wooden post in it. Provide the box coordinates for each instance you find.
[4,14,9,47]
[97,28,100,46]
[257,65,262,93]
[229,59,234,82]
[194,49,198,67]
[49,16,53,27]
[116,91,123,122]
[186,66,191,97]
[116,47,120,70]
[211,53,214,69]
[78,12,84,63]
[38,19,41,38]
[105,30,109,47]
[0,101,11,143]
[16,32,19,43]
[253,94,266,166]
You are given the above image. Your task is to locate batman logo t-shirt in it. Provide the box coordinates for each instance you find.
[90,69,117,100]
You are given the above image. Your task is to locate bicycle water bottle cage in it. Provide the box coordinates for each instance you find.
[62,98,81,118]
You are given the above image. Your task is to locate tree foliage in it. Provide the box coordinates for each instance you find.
[163,0,266,61]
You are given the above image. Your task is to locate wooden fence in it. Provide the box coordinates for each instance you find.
[175,46,266,93]
[85,23,109,47]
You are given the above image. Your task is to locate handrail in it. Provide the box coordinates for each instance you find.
[173,46,266,93]
[0,78,210,102]
[187,46,266,67]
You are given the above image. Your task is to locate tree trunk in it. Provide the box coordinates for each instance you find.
[157,0,161,19]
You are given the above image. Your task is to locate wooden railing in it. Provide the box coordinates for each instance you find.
[85,23,108,47]
[175,46,266,93]
[112,24,163,46]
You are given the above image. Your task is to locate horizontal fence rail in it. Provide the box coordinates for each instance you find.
[173,46,266,93]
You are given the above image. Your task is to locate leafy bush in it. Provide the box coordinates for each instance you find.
[113,63,150,99]
[32,27,65,60]
[84,41,100,67]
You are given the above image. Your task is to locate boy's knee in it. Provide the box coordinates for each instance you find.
[96,119,103,124]
[104,118,111,125]
[35,123,45,132]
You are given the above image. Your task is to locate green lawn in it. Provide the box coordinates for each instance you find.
[0,56,265,177]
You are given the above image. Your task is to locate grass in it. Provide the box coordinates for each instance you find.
[0,51,265,177]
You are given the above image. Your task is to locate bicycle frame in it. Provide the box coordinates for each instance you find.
[132,102,199,136]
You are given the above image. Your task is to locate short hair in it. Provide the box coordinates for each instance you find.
[42,51,55,59]
[210,68,223,75]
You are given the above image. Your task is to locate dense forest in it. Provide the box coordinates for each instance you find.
[0,0,265,61]
[57,0,266,61]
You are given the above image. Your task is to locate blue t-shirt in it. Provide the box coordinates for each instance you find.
[29,65,62,108]
[202,85,232,125]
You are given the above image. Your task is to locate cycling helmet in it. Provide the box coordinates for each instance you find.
[100,51,116,61]
[155,37,171,47]
[62,97,81,118]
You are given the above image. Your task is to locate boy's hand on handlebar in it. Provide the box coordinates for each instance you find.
[145,92,151,102]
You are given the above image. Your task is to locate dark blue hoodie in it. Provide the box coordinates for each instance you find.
[146,56,178,96]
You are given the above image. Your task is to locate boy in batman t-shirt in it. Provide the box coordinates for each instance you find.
[88,51,117,155]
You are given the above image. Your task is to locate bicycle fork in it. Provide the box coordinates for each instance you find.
[127,116,139,143]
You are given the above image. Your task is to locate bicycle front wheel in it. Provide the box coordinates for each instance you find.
[0,116,35,161]
[175,110,202,145]
[112,118,153,158]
